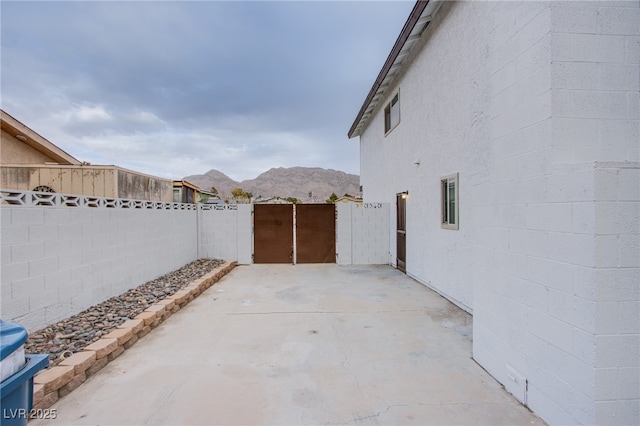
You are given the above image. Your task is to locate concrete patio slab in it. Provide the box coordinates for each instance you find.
[34,264,544,425]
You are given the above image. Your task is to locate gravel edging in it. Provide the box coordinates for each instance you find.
[25,258,224,367]
[29,259,237,412]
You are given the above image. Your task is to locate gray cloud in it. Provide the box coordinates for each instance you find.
[1,1,414,181]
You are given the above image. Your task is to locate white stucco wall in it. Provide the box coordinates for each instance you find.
[357,1,639,425]
[360,0,490,312]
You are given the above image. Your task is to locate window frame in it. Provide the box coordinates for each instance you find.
[384,91,400,135]
[441,173,459,230]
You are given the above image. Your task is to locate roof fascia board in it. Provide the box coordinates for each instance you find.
[1,110,81,165]
[348,0,434,138]
[174,180,200,191]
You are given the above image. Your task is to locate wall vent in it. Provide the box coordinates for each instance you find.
[505,363,528,405]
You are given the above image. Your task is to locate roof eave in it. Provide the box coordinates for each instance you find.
[1,110,82,165]
[348,0,441,139]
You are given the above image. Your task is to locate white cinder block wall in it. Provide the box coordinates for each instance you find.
[1,205,198,332]
[199,205,253,264]
[336,203,390,265]
[551,1,639,423]
[2,198,387,333]
[475,1,639,425]
[358,1,639,424]
[592,163,639,424]
[474,1,585,423]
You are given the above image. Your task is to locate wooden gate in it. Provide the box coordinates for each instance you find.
[253,204,335,264]
[254,204,293,263]
[295,204,336,263]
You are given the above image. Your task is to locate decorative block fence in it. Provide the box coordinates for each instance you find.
[1,190,200,332]
[1,190,390,333]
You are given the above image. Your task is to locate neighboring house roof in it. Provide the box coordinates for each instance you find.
[203,197,225,205]
[173,180,200,191]
[348,0,443,138]
[1,109,81,165]
[254,196,292,204]
[335,195,363,204]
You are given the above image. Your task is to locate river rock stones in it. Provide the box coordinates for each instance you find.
[24,258,223,367]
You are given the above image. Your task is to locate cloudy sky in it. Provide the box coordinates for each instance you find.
[1,0,414,181]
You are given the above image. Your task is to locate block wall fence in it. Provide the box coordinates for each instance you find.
[1,190,390,332]
[336,202,390,265]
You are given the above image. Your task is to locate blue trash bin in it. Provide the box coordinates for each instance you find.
[1,320,49,426]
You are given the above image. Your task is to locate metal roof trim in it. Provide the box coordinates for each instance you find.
[348,0,437,139]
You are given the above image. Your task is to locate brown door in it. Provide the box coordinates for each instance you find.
[254,204,293,263]
[396,193,407,272]
[296,204,336,263]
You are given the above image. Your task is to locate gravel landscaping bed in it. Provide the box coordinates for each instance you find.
[25,258,224,367]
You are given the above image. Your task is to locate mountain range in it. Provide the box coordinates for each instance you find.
[183,167,360,202]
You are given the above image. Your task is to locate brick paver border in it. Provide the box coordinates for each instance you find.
[31,260,237,411]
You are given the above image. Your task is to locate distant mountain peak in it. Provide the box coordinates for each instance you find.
[183,167,360,202]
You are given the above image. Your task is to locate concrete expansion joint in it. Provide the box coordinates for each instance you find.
[30,260,237,411]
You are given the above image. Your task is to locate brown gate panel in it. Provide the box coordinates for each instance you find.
[296,204,336,263]
[254,204,293,263]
